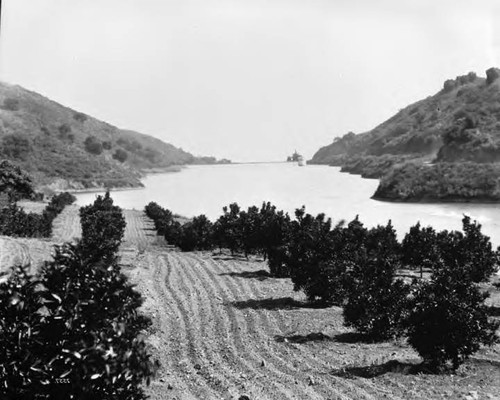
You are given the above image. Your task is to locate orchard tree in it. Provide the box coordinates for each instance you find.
[343,221,409,340]
[406,217,500,371]
[401,222,439,278]
[0,160,34,202]
[287,207,341,305]
[407,269,498,372]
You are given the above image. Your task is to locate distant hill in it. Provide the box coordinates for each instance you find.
[0,82,228,191]
[310,68,500,169]
[310,68,500,202]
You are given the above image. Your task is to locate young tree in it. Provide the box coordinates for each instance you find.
[287,207,342,305]
[343,221,409,340]
[401,222,438,278]
[406,218,500,371]
[407,270,498,372]
[79,191,126,262]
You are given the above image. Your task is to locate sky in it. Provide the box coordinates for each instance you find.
[0,0,499,162]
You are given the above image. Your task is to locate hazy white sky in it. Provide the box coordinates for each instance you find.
[1,0,499,161]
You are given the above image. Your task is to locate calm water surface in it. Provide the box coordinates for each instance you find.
[75,163,500,245]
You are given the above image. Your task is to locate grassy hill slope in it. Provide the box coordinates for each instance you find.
[0,82,222,190]
[310,68,500,201]
[311,68,500,167]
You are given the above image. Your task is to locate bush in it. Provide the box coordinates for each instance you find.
[79,191,125,261]
[1,97,20,111]
[84,136,103,155]
[401,222,439,276]
[1,134,31,160]
[0,160,34,202]
[0,192,157,398]
[73,112,87,122]
[113,148,128,163]
[406,273,499,372]
[287,208,343,305]
[434,216,498,283]
[486,67,500,85]
[177,215,213,251]
[343,221,409,340]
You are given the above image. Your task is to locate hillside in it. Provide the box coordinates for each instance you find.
[0,82,226,190]
[310,68,500,170]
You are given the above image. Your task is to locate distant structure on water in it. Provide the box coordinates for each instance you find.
[286,150,305,166]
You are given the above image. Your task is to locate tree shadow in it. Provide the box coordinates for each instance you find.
[275,332,333,344]
[331,360,421,379]
[333,332,378,344]
[219,269,271,281]
[229,297,314,310]
[487,305,500,317]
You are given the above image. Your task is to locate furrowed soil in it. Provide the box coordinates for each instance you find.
[1,204,499,399]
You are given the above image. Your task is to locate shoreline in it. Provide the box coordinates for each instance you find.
[371,195,500,204]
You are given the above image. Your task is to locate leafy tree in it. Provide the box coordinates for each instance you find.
[0,266,45,398]
[406,271,499,372]
[405,217,500,371]
[113,148,128,163]
[1,134,31,160]
[260,202,292,277]
[79,191,126,262]
[177,214,213,251]
[486,67,500,85]
[102,141,112,150]
[287,208,341,305]
[0,160,34,202]
[73,112,88,122]
[401,222,439,278]
[343,221,409,340]
[213,203,242,255]
[0,192,157,398]
[1,97,20,111]
[434,216,498,283]
[84,136,103,155]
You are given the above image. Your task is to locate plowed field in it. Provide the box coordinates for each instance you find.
[1,206,499,399]
[124,212,500,400]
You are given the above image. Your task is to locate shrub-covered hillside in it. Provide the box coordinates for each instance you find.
[0,82,226,190]
[311,68,500,166]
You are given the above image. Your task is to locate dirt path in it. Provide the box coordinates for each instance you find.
[124,212,500,400]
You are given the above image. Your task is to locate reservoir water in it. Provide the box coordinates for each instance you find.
[74,163,500,245]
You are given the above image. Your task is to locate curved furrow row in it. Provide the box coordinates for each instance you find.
[51,205,81,242]
[228,264,401,400]
[196,254,323,400]
[172,252,270,398]
[122,211,157,250]
[160,253,222,398]
[178,252,293,400]
[167,252,239,397]
[217,257,381,400]
[150,252,209,399]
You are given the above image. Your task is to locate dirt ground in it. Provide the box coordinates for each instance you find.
[1,204,499,399]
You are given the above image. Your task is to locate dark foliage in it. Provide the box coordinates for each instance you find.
[177,214,214,251]
[406,274,499,372]
[0,192,75,237]
[84,136,104,155]
[1,97,20,111]
[79,191,126,262]
[374,162,500,201]
[0,193,156,399]
[0,160,35,202]
[113,148,128,163]
[73,111,88,122]
[1,134,32,160]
